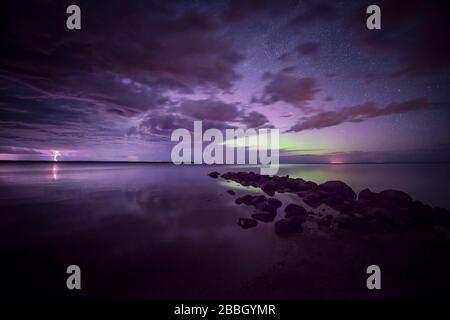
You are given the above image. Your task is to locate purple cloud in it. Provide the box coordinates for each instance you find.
[289,98,429,132]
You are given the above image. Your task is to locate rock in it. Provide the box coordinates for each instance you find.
[323,194,345,209]
[267,198,282,208]
[297,191,308,198]
[226,190,235,195]
[337,216,374,232]
[249,195,267,206]
[284,203,308,218]
[378,189,413,208]
[251,212,276,222]
[275,216,305,235]
[303,192,322,208]
[261,181,277,196]
[319,180,356,200]
[358,188,380,202]
[254,201,277,214]
[208,171,220,178]
[237,218,258,229]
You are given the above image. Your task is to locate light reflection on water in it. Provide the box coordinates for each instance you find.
[0,163,449,298]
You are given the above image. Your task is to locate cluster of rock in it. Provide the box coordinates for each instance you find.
[210,171,450,235]
[233,193,307,234]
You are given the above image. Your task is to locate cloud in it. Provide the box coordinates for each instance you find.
[0,0,244,117]
[350,0,450,77]
[240,111,272,128]
[296,42,320,56]
[289,1,337,26]
[255,72,320,109]
[222,0,267,22]
[134,112,237,139]
[179,99,240,121]
[289,98,429,131]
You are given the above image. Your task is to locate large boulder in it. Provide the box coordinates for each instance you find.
[358,188,380,202]
[261,181,277,196]
[284,203,308,218]
[208,171,220,178]
[303,192,323,208]
[378,189,413,208]
[268,198,282,208]
[254,201,277,215]
[249,195,267,206]
[319,181,356,200]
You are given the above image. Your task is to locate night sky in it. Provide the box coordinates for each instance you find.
[0,0,449,162]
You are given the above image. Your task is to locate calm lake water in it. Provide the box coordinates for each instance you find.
[0,163,449,299]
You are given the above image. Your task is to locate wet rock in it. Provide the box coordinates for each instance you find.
[208,171,220,178]
[378,189,413,208]
[250,195,267,206]
[268,198,282,208]
[279,179,317,192]
[275,216,305,235]
[297,191,308,198]
[319,181,356,200]
[226,190,235,195]
[252,212,277,222]
[237,218,258,229]
[254,201,277,215]
[284,203,308,218]
[358,188,380,202]
[220,171,447,235]
[261,181,277,196]
[322,194,345,209]
[303,192,322,208]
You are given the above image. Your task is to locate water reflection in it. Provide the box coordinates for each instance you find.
[0,163,449,299]
[52,164,58,180]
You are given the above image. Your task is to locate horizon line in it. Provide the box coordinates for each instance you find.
[0,160,449,165]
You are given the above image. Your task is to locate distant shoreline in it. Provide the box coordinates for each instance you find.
[0,160,449,165]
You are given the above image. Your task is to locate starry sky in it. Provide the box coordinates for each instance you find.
[0,0,449,162]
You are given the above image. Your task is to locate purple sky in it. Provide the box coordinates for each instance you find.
[0,0,449,163]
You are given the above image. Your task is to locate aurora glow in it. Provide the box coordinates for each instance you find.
[0,0,449,163]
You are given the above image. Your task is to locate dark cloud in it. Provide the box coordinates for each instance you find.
[296,42,320,56]
[240,111,272,128]
[136,113,195,138]
[179,99,240,121]
[289,0,337,26]
[255,72,320,109]
[351,0,450,77]
[222,0,267,22]
[135,112,237,139]
[134,97,273,138]
[290,98,429,131]
[0,0,244,118]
